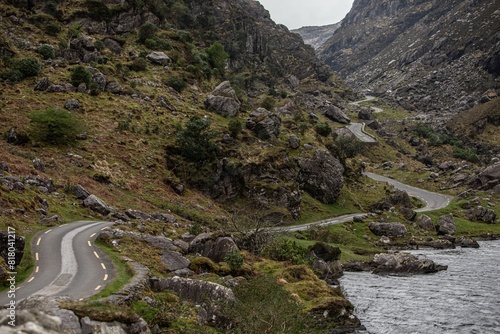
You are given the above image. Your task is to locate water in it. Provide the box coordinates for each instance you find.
[339,241,500,334]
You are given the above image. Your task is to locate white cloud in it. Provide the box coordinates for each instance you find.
[255,0,354,29]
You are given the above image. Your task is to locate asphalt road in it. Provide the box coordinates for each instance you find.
[276,173,452,232]
[347,122,377,143]
[0,221,114,306]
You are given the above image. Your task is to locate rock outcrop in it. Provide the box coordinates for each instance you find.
[246,108,281,141]
[205,81,241,117]
[435,214,456,235]
[292,23,341,50]
[297,150,345,204]
[464,206,497,224]
[368,222,408,238]
[372,252,448,275]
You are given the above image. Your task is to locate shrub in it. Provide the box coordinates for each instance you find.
[171,1,193,27]
[37,44,55,60]
[0,69,23,83]
[228,119,243,138]
[315,122,332,137]
[206,41,229,71]
[165,76,187,93]
[175,116,217,163]
[144,37,171,51]
[94,40,105,51]
[44,22,61,35]
[138,22,158,43]
[261,239,310,265]
[15,58,41,78]
[70,65,92,87]
[224,248,244,271]
[129,57,148,71]
[260,96,275,111]
[335,135,365,159]
[28,108,84,145]
[453,145,478,162]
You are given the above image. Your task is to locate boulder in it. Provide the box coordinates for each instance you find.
[146,51,172,66]
[400,207,416,221]
[125,209,151,220]
[372,252,447,275]
[458,237,480,248]
[416,214,434,230]
[309,242,341,262]
[324,105,350,124]
[371,189,413,212]
[465,206,497,224]
[288,135,300,149]
[80,317,127,334]
[73,185,90,200]
[6,127,29,145]
[103,38,123,54]
[204,81,241,117]
[0,309,62,334]
[83,195,111,216]
[39,215,61,226]
[0,230,24,266]
[151,212,177,223]
[87,67,107,91]
[435,214,456,235]
[161,250,190,271]
[33,158,45,172]
[358,107,374,120]
[424,238,455,249]
[150,276,236,304]
[47,83,75,93]
[475,163,500,190]
[34,77,52,91]
[189,234,238,263]
[246,108,281,141]
[105,81,122,94]
[64,99,81,111]
[297,149,345,204]
[368,222,407,237]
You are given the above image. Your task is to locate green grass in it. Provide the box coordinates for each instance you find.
[89,240,134,300]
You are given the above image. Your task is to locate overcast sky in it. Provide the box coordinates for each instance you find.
[256,0,355,30]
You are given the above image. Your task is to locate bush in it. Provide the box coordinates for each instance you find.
[175,116,217,163]
[453,145,478,162]
[228,119,243,138]
[94,40,105,51]
[129,57,148,71]
[224,248,244,271]
[15,58,41,78]
[261,239,311,265]
[206,41,229,72]
[315,122,332,137]
[165,76,187,93]
[28,108,84,145]
[70,65,92,87]
[0,69,23,83]
[144,37,171,51]
[44,22,61,35]
[37,44,55,60]
[138,22,158,43]
[260,96,275,111]
[335,135,365,160]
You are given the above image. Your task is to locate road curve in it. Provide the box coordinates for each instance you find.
[0,221,114,306]
[347,123,377,143]
[275,173,453,232]
[363,172,453,212]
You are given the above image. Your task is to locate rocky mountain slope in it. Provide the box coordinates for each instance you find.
[319,0,500,119]
[292,23,341,50]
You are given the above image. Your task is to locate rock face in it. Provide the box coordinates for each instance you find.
[465,206,497,224]
[368,222,407,238]
[416,214,434,230]
[246,108,281,141]
[372,252,448,275]
[324,105,350,124]
[297,150,345,204]
[189,234,238,263]
[469,163,500,192]
[319,0,500,118]
[83,195,111,216]
[435,214,456,235]
[292,23,341,50]
[146,51,172,66]
[205,81,241,117]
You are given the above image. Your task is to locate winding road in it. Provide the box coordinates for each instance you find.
[347,96,380,143]
[0,221,114,306]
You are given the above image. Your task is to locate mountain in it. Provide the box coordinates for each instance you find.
[319,0,500,119]
[292,23,341,50]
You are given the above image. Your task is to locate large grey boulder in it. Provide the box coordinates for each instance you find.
[146,51,172,66]
[83,195,111,216]
[469,163,500,191]
[0,309,62,334]
[80,317,126,334]
[189,234,238,263]
[205,81,241,117]
[372,253,447,275]
[324,105,350,124]
[73,185,90,200]
[465,206,496,224]
[162,250,190,271]
[297,150,344,204]
[368,222,408,237]
[358,107,374,120]
[246,108,281,141]
[416,214,434,230]
[435,214,456,235]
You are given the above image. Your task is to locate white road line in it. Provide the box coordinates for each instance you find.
[44,229,52,234]
[36,237,41,246]
[103,274,108,281]
[27,277,34,283]
[88,241,92,247]
[35,266,39,273]
[94,285,101,291]
[101,263,106,270]
[35,253,39,261]
[90,233,96,238]
[93,251,100,259]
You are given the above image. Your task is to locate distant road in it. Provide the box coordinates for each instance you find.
[0,221,113,306]
[347,97,380,142]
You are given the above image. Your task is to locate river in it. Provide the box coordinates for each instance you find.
[339,241,500,334]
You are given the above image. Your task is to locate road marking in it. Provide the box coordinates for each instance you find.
[90,233,96,238]
[35,253,39,261]
[28,277,34,283]
[35,266,39,273]
[101,263,106,270]
[88,240,92,247]
[101,227,107,231]
[44,229,52,234]
[16,287,22,290]
[95,285,101,290]
[36,237,42,246]
[79,298,84,301]
[94,251,100,259]
[60,224,67,227]
[103,274,108,281]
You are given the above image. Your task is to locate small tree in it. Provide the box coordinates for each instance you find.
[175,116,217,163]
[315,122,332,137]
[206,41,229,72]
[70,65,92,87]
[228,119,243,138]
[37,44,55,60]
[29,109,84,145]
[15,57,41,78]
[138,22,158,43]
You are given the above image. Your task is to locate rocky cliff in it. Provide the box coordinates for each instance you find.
[292,23,341,50]
[319,0,500,118]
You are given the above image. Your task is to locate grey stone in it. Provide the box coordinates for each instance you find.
[105,81,122,94]
[162,250,190,271]
[40,215,61,226]
[459,237,480,248]
[246,108,281,141]
[205,81,241,117]
[324,105,350,124]
[146,51,172,66]
[368,222,408,237]
[83,195,111,216]
[125,209,151,220]
[435,214,456,235]
[424,238,455,249]
[33,158,45,172]
[0,230,24,266]
[289,135,300,149]
[358,107,374,120]
[73,184,90,200]
[465,206,496,224]
[151,212,177,223]
[189,234,238,263]
[416,214,434,230]
[80,317,127,334]
[372,253,447,275]
[65,99,81,110]
[34,77,52,91]
[103,38,123,54]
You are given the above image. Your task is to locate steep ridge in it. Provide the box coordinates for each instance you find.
[319,0,500,119]
[292,23,341,50]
